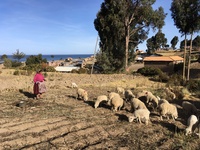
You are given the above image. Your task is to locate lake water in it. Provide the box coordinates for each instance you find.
[5,54,93,62]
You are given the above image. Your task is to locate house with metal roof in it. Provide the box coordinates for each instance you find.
[143,56,183,73]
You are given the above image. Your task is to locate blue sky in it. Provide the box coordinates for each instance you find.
[0,0,199,55]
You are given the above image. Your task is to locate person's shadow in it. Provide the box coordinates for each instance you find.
[19,89,35,99]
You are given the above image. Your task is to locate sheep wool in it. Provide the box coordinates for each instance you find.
[130,97,147,112]
[71,82,78,88]
[108,92,120,105]
[185,115,198,135]
[77,88,88,101]
[128,109,150,125]
[146,92,159,109]
[94,95,108,109]
[116,87,125,95]
[159,102,178,120]
[110,95,124,111]
[165,87,176,100]
[157,96,169,106]
[124,90,135,102]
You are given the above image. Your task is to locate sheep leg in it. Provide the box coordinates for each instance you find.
[138,117,141,124]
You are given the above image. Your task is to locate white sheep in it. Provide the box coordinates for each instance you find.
[109,95,124,111]
[136,90,152,104]
[185,115,198,135]
[76,88,88,101]
[116,87,125,95]
[124,90,135,102]
[107,92,120,104]
[165,87,176,100]
[157,96,169,106]
[94,95,108,109]
[130,97,147,112]
[158,102,178,120]
[71,82,78,88]
[182,101,198,116]
[145,92,159,110]
[128,109,150,125]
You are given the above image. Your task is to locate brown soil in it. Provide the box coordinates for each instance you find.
[0,69,200,149]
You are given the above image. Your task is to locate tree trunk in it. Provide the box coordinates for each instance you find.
[187,33,193,80]
[125,18,130,71]
[183,34,187,80]
[125,34,129,71]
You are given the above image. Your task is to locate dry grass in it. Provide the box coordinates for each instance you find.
[0,69,200,149]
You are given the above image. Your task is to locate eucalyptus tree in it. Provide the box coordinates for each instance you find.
[146,30,167,54]
[94,0,166,72]
[170,36,179,50]
[193,35,200,49]
[171,0,200,80]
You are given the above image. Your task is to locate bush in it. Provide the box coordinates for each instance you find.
[137,67,162,76]
[11,61,23,68]
[13,70,20,75]
[22,64,55,72]
[78,68,89,74]
[3,58,12,68]
[71,69,79,73]
[158,72,169,82]
[186,79,200,92]
[167,74,184,87]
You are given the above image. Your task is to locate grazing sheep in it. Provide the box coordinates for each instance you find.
[136,91,158,110]
[130,97,147,112]
[157,96,169,106]
[165,87,176,100]
[108,92,120,104]
[158,102,178,120]
[146,92,159,110]
[116,87,125,95]
[94,95,108,109]
[109,95,124,111]
[185,115,198,135]
[182,101,198,116]
[77,88,88,101]
[71,82,78,88]
[124,90,135,102]
[128,109,150,125]
[136,90,153,104]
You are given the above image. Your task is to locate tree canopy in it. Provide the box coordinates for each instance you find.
[146,30,167,54]
[12,49,25,62]
[170,36,179,50]
[94,0,166,72]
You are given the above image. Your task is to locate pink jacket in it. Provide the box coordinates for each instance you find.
[33,73,45,83]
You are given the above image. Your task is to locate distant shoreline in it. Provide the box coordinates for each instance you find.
[5,54,93,62]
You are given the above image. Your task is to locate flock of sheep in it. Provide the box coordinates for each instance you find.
[72,82,200,137]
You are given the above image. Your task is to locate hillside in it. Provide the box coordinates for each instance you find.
[0,69,200,149]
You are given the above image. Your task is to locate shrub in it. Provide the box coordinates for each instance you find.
[3,58,12,68]
[167,74,184,87]
[137,67,162,76]
[71,69,78,73]
[158,72,169,82]
[13,70,20,75]
[186,79,200,92]
[11,61,23,68]
[78,68,88,74]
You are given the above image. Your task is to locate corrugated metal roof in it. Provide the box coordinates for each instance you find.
[143,56,183,62]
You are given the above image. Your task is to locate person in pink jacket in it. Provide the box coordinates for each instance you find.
[33,69,46,99]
